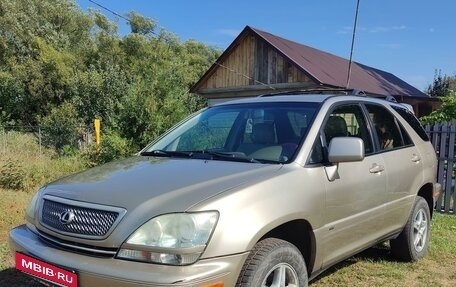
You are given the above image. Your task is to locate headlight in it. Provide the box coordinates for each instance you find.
[117,212,218,265]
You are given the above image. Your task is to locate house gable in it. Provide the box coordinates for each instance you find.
[191,27,319,99]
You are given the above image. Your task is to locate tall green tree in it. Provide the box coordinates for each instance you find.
[427,70,450,97]
[0,0,220,154]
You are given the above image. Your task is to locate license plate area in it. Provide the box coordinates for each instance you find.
[15,252,78,287]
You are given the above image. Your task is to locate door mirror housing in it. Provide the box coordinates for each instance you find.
[328,137,365,163]
[325,137,365,182]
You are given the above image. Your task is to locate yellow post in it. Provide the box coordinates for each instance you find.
[94,119,101,146]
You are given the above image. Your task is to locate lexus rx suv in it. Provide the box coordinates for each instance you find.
[9,92,441,287]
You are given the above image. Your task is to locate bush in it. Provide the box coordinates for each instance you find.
[0,132,86,192]
[0,159,26,190]
[420,91,456,124]
[84,130,136,166]
[40,102,83,152]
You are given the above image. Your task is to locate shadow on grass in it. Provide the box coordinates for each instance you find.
[310,244,394,285]
[0,268,43,287]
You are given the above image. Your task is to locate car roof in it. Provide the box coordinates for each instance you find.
[214,93,400,107]
[214,94,333,105]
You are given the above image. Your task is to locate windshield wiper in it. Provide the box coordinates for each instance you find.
[140,150,192,158]
[141,149,263,163]
[189,150,261,163]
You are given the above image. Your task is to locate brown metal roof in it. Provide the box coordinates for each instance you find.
[249,26,427,97]
[191,26,428,98]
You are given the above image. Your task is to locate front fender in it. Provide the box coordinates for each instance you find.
[191,165,326,258]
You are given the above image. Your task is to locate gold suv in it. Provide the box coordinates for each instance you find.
[10,93,441,287]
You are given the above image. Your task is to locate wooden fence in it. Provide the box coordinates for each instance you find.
[425,120,456,214]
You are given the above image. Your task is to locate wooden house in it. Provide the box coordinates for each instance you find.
[190,26,439,117]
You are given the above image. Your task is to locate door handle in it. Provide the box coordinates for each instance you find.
[411,154,421,163]
[369,164,385,174]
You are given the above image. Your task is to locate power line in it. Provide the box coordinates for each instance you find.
[87,0,272,91]
[88,0,130,23]
[214,62,276,90]
[87,0,159,36]
[346,0,361,89]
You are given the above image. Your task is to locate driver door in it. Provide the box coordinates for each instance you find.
[317,104,388,268]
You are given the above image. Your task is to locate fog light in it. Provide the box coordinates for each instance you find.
[201,282,224,287]
[117,248,202,265]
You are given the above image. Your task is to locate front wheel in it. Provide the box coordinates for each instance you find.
[236,238,308,287]
[390,196,431,261]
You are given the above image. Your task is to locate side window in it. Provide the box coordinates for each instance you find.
[308,136,324,164]
[323,104,373,154]
[391,105,430,141]
[366,104,409,151]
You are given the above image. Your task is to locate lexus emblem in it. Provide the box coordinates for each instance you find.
[59,211,75,225]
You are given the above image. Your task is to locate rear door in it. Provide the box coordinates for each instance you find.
[365,104,423,232]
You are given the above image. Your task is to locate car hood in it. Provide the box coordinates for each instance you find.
[42,156,282,214]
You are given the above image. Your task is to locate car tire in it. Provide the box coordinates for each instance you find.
[236,238,308,287]
[390,196,431,262]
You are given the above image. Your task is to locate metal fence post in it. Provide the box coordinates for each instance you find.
[1,126,5,155]
[38,127,42,156]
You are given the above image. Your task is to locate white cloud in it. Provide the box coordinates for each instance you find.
[337,25,405,35]
[379,43,402,49]
[369,25,406,33]
[215,29,241,37]
[337,26,352,34]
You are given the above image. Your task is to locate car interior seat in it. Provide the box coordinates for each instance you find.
[324,115,348,144]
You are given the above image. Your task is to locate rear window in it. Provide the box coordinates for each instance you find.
[391,106,429,141]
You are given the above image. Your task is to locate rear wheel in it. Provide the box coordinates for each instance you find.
[236,238,308,287]
[390,196,430,261]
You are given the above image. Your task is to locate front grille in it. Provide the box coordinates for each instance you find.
[40,197,124,238]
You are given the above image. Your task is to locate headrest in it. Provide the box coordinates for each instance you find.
[252,123,276,144]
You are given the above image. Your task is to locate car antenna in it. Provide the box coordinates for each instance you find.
[346,0,361,89]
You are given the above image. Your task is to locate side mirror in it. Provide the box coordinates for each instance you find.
[328,137,365,163]
[325,137,365,182]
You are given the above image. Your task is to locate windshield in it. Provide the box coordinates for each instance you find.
[143,102,319,163]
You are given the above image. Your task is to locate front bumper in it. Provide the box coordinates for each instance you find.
[9,225,248,287]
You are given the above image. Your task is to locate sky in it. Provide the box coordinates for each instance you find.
[75,0,456,92]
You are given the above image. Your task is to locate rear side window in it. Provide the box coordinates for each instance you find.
[391,106,430,141]
[366,104,411,151]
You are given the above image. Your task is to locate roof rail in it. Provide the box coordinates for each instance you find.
[351,89,366,96]
[384,95,398,103]
[258,88,368,97]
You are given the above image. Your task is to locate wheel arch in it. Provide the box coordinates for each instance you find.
[417,182,434,218]
[259,219,316,274]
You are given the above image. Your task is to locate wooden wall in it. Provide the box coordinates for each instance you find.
[199,34,314,90]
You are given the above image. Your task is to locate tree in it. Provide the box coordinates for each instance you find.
[0,0,220,154]
[420,91,456,124]
[127,12,156,36]
[427,70,450,97]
